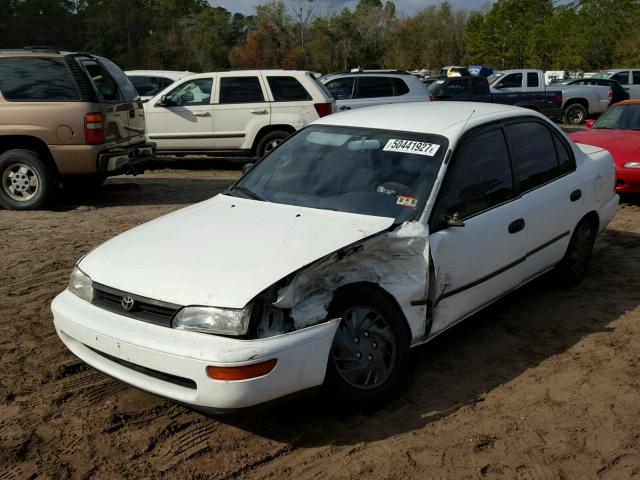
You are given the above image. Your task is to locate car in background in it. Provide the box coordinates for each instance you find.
[489,69,612,124]
[145,70,335,158]
[428,76,563,121]
[0,47,155,210]
[564,78,629,105]
[592,69,640,100]
[126,70,191,101]
[319,70,430,112]
[52,102,618,413]
[570,100,640,193]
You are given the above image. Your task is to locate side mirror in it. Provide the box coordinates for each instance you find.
[242,163,254,174]
[446,212,465,227]
[156,95,169,107]
[585,119,596,128]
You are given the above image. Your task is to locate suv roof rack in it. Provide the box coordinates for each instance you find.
[22,45,64,53]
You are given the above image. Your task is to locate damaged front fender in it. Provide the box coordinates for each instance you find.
[261,221,431,344]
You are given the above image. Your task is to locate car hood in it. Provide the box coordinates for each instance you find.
[571,129,640,166]
[79,194,395,308]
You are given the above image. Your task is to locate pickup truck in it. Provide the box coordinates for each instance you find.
[488,69,612,125]
[428,76,563,122]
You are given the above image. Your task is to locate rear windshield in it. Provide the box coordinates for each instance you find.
[0,57,80,101]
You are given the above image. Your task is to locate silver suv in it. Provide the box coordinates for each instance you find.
[319,70,431,112]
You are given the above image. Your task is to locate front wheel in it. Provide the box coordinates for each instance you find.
[255,130,290,158]
[325,285,410,409]
[553,219,596,286]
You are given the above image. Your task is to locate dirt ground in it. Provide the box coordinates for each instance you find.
[1,159,640,480]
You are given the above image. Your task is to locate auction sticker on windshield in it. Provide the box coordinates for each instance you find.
[383,139,440,156]
[396,195,418,208]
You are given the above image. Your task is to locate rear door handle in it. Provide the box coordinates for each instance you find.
[339,106,351,111]
[251,109,268,114]
[570,189,582,202]
[508,218,525,234]
[193,112,211,117]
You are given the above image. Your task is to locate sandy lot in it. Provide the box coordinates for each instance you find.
[1,160,639,479]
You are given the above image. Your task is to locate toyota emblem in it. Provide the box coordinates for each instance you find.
[121,296,135,311]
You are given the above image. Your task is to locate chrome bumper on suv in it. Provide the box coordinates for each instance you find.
[98,142,156,175]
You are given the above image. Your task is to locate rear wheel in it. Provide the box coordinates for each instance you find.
[0,149,58,210]
[325,285,410,409]
[564,103,587,125]
[553,218,596,286]
[255,130,290,158]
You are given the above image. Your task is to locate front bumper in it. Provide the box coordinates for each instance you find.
[51,289,339,411]
[98,142,156,176]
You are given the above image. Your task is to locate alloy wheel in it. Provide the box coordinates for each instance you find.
[2,163,40,202]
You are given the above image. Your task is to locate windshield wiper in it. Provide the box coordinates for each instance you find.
[226,185,270,202]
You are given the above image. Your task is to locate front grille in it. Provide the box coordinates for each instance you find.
[87,345,197,390]
[91,282,181,327]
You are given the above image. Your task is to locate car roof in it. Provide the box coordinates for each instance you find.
[126,70,191,76]
[314,102,544,143]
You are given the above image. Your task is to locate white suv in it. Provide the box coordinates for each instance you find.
[144,70,335,158]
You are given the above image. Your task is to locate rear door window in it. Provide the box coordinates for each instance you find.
[98,58,138,101]
[266,76,311,101]
[324,77,354,100]
[612,71,630,85]
[219,76,265,103]
[633,71,640,84]
[356,77,394,98]
[506,121,573,192]
[82,60,122,102]
[392,78,409,95]
[526,72,539,87]
[442,128,514,219]
[0,57,80,101]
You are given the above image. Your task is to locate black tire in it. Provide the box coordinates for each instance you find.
[255,130,290,158]
[553,218,596,287]
[61,174,107,191]
[0,149,58,210]
[564,103,588,125]
[325,284,410,410]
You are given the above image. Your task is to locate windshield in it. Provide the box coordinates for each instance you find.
[591,71,614,79]
[227,125,449,223]
[487,72,503,84]
[594,104,640,130]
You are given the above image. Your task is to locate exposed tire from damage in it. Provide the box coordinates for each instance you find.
[325,284,410,409]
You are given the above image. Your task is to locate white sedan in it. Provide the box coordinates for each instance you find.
[51,102,618,412]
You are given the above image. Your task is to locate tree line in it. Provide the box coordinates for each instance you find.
[1,0,639,73]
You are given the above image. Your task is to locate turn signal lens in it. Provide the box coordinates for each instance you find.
[85,112,104,145]
[206,359,277,381]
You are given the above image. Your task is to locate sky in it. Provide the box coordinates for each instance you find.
[209,0,493,17]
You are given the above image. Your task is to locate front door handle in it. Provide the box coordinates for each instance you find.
[339,106,351,111]
[508,218,525,234]
[570,189,582,202]
[193,112,211,117]
[251,109,268,114]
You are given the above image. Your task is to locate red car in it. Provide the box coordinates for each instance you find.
[570,100,640,193]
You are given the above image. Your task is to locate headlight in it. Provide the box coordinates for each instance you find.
[624,161,640,168]
[172,305,252,336]
[68,266,93,302]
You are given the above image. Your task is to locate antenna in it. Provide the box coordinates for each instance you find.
[458,108,475,139]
